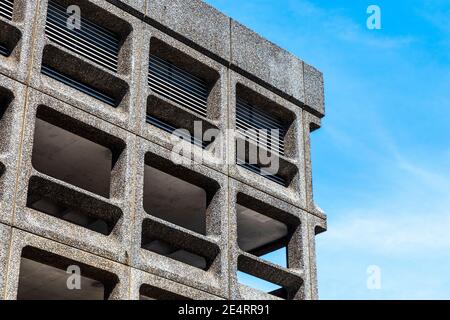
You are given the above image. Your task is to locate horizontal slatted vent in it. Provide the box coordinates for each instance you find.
[236,99,286,156]
[0,43,9,57]
[0,0,14,21]
[148,54,209,118]
[236,158,287,186]
[146,115,207,149]
[45,0,120,73]
[41,65,116,106]
[236,99,288,186]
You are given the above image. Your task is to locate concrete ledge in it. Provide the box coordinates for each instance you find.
[304,63,325,117]
[130,268,224,300]
[146,0,231,62]
[231,21,305,107]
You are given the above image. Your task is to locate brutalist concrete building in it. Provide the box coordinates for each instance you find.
[0,0,326,300]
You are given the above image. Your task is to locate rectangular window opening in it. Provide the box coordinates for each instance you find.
[143,152,219,236]
[140,284,191,300]
[146,38,221,148]
[42,0,131,106]
[236,193,300,267]
[0,19,21,58]
[141,218,219,271]
[31,105,125,199]
[17,246,118,300]
[45,0,130,73]
[237,206,290,268]
[0,87,13,154]
[236,84,298,187]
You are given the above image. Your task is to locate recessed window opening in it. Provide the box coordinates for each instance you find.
[235,85,297,186]
[17,247,118,300]
[140,284,191,300]
[0,87,13,154]
[45,0,122,73]
[0,19,21,58]
[31,105,125,199]
[141,218,219,271]
[236,193,300,267]
[148,54,210,117]
[143,152,219,235]
[26,176,122,235]
[147,38,221,148]
[42,0,131,106]
[237,204,288,268]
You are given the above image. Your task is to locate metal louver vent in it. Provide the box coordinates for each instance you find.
[148,54,209,118]
[237,158,287,187]
[236,99,286,156]
[45,0,120,73]
[236,99,288,186]
[0,44,9,57]
[41,65,116,106]
[146,115,207,149]
[0,0,14,21]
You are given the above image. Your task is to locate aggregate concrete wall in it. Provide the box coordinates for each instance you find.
[0,0,326,300]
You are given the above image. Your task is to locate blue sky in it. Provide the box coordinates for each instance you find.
[205,0,450,299]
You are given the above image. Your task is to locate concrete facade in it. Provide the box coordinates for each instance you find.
[0,0,326,300]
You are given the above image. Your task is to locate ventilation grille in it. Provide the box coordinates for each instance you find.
[45,0,120,73]
[148,54,209,118]
[146,115,207,149]
[0,0,14,21]
[236,99,286,156]
[237,158,287,187]
[236,99,288,186]
[0,43,9,57]
[41,65,116,106]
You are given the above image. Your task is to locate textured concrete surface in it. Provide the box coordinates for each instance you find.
[231,21,305,107]
[0,0,327,300]
[146,0,230,61]
[0,0,38,82]
[0,74,26,225]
